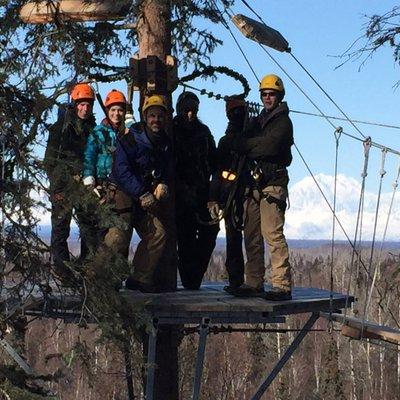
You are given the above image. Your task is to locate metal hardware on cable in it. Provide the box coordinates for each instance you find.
[231,14,290,53]
[328,127,342,334]
[363,148,388,331]
[361,137,372,178]
[180,65,250,99]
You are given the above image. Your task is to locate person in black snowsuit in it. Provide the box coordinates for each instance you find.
[173,91,219,290]
[208,96,248,293]
[43,83,96,281]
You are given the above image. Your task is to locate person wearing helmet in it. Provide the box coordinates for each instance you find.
[173,91,218,290]
[110,94,172,293]
[81,89,128,252]
[208,96,248,293]
[230,74,294,301]
[44,82,96,282]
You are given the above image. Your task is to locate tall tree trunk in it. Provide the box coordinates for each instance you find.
[136,2,179,400]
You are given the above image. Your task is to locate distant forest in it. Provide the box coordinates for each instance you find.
[15,244,399,399]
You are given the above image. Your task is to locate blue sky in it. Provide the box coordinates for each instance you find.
[88,0,400,189]
[37,1,400,239]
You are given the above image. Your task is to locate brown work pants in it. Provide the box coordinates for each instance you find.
[103,189,134,258]
[243,186,291,291]
[103,188,173,288]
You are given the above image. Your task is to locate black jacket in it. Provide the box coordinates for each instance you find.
[243,102,293,187]
[173,116,217,209]
[209,121,243,204]
[44,106,96,192]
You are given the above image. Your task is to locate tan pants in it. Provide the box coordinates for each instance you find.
[103,189,134,258]
[243,186,291,291]
[102,188,169,286]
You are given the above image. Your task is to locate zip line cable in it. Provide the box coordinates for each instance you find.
[289,52,366,139]
[366,159,400,320]
[290,109,400,131]
[219,0,400,334]
[294,141,400,329]
[218,0,400,330]
[219,1,400,157]
[210,0,259,83]
[236,0,368,140]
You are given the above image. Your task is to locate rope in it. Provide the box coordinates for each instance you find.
[369,159,400,310]
[328,127,342,333]
[343,138,371,323]
[362,149,388,333]
[295,141,400,329]
[219,0,400,331]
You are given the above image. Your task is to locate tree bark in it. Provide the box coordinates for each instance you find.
[137,0,171,58]
[136,2,179,400]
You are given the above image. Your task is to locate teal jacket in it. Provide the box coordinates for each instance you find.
[83,119,117,182]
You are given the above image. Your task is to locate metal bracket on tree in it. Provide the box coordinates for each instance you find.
[129,55,178,94]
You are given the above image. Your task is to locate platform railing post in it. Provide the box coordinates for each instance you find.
[146,319,158,400]
[192,317,210,400]
[251,312,319,400]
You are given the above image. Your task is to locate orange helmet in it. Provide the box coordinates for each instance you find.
[70,83,95,102]
[104,89,127,108]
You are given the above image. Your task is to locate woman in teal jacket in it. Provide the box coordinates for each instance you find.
[82,89,127,251]
[83,89,127,186]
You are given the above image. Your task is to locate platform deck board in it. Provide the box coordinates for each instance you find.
[2,283,354,325]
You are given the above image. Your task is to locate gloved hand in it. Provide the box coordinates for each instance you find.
[83,176,95,186]
[139,192,156,210]
[153,183,169,201]
[207,201,222,220]
[73,174,82,183]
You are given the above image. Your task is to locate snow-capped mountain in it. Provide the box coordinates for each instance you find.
[286,173,400,240]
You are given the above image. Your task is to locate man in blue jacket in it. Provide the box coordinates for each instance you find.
[110,95,171,293]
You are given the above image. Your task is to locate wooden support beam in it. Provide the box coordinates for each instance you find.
[321,312,400,344]
[20,0,131,24]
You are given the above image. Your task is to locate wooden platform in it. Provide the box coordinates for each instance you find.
[121,283,354,324]
[7,282,354,325]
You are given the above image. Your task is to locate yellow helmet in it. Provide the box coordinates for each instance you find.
[142,95,168,114]
[259,74,285,93]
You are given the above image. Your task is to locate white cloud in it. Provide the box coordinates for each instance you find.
[286,173,400,240]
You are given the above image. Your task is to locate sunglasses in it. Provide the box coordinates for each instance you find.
[260,91,278,98]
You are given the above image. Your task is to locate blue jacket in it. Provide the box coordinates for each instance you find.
[83,120,117,181]
[110,125,171,200]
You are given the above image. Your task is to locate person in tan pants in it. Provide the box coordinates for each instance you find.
[230,74,293,301]
[110,95,173,293]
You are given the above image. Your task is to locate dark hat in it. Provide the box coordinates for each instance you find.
[177,91,200,105]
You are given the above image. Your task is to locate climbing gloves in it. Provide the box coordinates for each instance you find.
[83,176,105,202]
[139,183,169,210]
[207,201,222,220]
[153,183,169,201]
[139,192,156,209]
